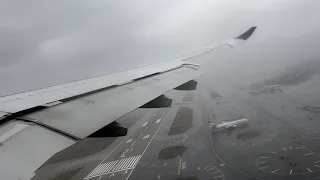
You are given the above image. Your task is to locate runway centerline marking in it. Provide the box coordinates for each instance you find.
[142,122,148,126]
[155,119,162,123]
[125,108,172,180]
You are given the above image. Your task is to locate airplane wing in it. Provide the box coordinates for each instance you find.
[0,26,256,180]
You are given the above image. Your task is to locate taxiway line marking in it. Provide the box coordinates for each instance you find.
[289,146,292,149]
[177,157,182,175]
[125,108,172,180]
[307,168,313,172]
[260,157,269,159]
[282,148,287,151]
[270,152,278,154]
[271,169,279,173]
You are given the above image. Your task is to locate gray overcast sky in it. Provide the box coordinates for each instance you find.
[0,0,319,96]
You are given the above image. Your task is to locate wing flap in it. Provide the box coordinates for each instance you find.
[0,121,75,180]
[25,67,202,139]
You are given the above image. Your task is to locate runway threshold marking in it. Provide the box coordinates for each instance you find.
[85,155,142,179]
[307,168,313,173]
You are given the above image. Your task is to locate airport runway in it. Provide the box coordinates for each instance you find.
[30,47,320,180]
[32,69,320,180]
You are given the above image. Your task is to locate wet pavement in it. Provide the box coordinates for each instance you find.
[32,25,320,180]
[32,68,320,180]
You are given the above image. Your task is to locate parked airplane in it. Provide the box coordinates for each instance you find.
[210,118,249,129]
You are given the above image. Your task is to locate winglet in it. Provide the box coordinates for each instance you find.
[235,26,257,40]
